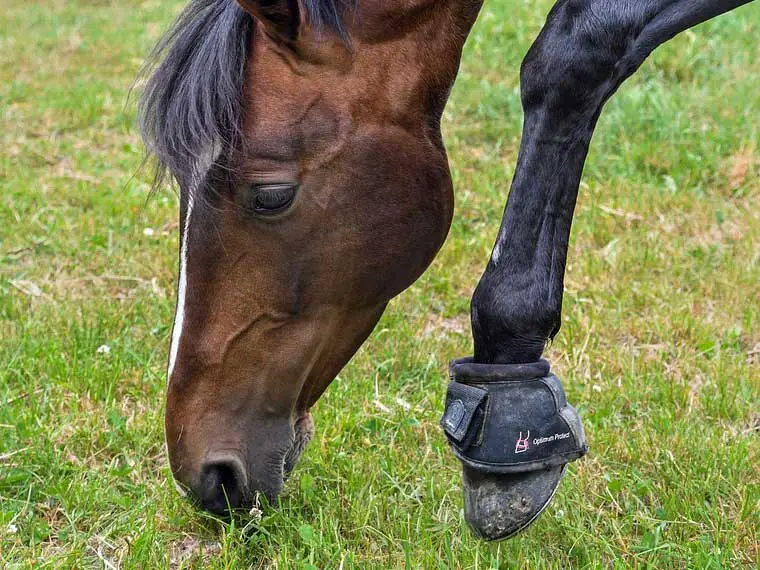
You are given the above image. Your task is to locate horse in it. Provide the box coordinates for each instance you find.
[139,0,755,541]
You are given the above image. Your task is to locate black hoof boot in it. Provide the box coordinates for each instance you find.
[440,358,587,541]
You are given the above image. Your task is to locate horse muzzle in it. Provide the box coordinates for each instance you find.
[175,412,316,515]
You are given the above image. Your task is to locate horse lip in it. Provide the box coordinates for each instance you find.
[283,411,314,476]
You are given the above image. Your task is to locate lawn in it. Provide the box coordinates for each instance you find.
[1,0,758,568]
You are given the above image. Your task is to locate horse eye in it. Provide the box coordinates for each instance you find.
[248,183,298,215]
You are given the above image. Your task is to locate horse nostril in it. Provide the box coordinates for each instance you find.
[197,456,247,515]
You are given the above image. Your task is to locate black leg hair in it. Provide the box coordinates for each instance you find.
[471,0,755,364]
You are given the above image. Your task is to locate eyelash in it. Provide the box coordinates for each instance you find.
[247,183,298,215]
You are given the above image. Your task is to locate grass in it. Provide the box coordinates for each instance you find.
[1,0,758,568]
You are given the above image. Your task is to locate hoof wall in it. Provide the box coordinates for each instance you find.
[462,464,566,541]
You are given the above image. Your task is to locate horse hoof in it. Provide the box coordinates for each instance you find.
[462,464,566,541]
[440,358,587,541]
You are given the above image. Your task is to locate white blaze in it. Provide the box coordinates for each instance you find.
[167,193,195,384]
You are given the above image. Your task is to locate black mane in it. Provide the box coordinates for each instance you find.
[138,0,353,192]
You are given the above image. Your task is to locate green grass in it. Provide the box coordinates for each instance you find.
[1,1,759,567]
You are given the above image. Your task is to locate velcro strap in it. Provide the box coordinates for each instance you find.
[440,381,487,446]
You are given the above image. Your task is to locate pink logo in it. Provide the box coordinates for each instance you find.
[515,430,530,454]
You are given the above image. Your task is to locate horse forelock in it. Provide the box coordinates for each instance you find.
[138,0,356,201]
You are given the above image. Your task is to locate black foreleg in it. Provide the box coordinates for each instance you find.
[449,0,755,541]
[472,0,754,364]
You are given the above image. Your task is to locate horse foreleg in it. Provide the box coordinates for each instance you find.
[447,0,755,540]
[472,0,753,363]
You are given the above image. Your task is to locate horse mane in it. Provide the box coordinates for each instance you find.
[138,0,354,192]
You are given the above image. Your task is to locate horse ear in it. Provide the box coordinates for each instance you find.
[236,0,303,42]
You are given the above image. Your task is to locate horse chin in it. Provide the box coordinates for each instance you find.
[283,411,315,477]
